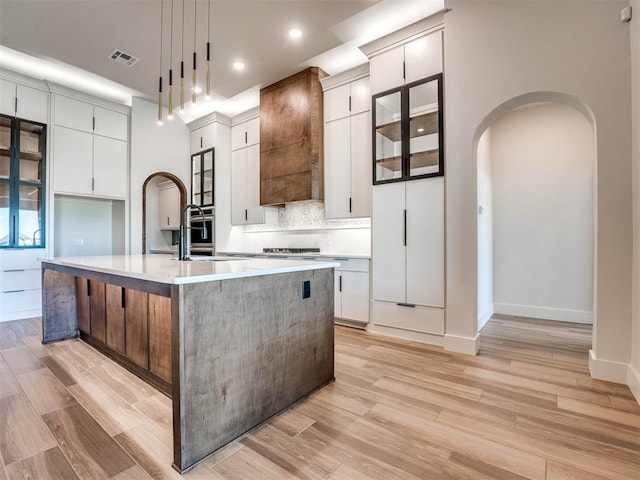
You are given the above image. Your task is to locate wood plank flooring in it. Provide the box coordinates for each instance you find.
[1,314,639,479]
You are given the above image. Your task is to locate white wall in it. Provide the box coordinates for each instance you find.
[477,129,493,329]
[491,103,593,324]
[630,0,640,402]
[444,0,633,375]
[129,97,190,254]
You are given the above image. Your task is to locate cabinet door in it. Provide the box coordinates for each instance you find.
[191,123,215,153]
[245,117,260,146]
[89,280,106,343]
[53,125,93,195]
[231,123,246,151]
[76,277,90,334]
[148,294,172,383]
[350,111,372,218]
[245,144,263,224]
[16,85,48,124]
[93,106,127,141]
[54,95,93,132]
[159,184,181,229]
[93,136,127,198]
[324,117,351,219]
[372,182,406,303]
[324,84,350,123]
[406,178,444,307]
[341,270,370,322]
[231,148,247,225]
[125,289,148,368]
[349,77,370,116]
[105,284,126,354]
[369,45,405,95]
[0,79,16,117]
[334,272,342,318]
[404,32,442,84]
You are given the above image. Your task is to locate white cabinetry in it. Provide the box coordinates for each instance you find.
[0,248,45,322]
[52,95,128,199]
[369,31,443,95]
[0,78,48,123]
[331,257,370,326]
[231,115,269,225]
[190,123,216,153]
[158,181,181,230]
[322,70,372,219]
[371,177,444,338]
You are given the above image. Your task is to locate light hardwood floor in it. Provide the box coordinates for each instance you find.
[1,315,639,479]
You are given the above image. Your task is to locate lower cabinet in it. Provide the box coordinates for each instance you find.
[0,249,45,322]
[75,277,172,389]
[331,258,370,327]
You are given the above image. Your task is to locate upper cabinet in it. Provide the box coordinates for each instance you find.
[373,74,443,183]
[191,148,214,207]
[260,67,327,205]
[321,69,372,219]
[52,94,128,199]
[231,117,259,151]
[369,31,443,95]
[0,78,48,124]
[190,123,216,154]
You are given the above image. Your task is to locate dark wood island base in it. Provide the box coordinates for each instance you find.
[41,258,335,473]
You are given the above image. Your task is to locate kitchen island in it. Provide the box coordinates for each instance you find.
[41,254,337,473]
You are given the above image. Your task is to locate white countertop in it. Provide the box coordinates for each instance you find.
[41,254,339,285]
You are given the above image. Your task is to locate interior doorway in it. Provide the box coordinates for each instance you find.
[476,99,595,334]
[142,172,187,254]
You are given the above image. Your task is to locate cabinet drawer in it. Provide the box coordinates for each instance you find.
[372,300,444,335]
[0,249,46,270]
[327,257,370,273]
[0,269,41,291]
[0,288,42,314]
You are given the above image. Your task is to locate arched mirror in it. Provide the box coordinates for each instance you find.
[142,172,187,254]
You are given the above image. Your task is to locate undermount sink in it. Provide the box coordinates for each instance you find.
[171,256,233,262]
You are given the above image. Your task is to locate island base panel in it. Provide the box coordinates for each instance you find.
[174,268,335,472]
[42,268,79,343]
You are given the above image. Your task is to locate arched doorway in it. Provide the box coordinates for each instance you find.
[474,92,596,344]
[142,172,187,254]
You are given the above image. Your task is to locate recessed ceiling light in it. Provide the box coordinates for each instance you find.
[289,28,303,39]
[417,128,425,133]
[233,61,246,71]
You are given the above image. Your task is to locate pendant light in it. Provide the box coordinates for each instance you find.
[157,0,164,125]
[167,0,174,120]
[205,0,211,99]
[180,0,185,112]
[191,0,197,106]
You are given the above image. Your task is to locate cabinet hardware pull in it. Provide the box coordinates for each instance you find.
[403,209,407,246]
[167,216,170,226]
[245,131,248,144]
[4,269,25,273]
[92,177,95,191]
[200,137,203,148]
[92,116,96,131]
[4,290,25,294]
[12,216,16,245]
[349,197,352,213]
[402,60,406,80]
[121,287,126,308]
[14,97,18,114]
[87,279,91,296]
[339,275,342,292]
[245,209,248,221]
[397,302,416,308]
[348,95,351,112]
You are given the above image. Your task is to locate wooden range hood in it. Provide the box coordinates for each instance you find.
[259,67,327,205]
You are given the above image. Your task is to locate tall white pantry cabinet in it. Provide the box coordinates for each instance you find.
[362,16,446,344]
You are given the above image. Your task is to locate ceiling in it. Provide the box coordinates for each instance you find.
[0,0,443,121]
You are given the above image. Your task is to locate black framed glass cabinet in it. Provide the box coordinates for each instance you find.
[373,73,443,184]
[0,114,46,248]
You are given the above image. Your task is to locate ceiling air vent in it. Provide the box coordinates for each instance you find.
[109,49,139,67]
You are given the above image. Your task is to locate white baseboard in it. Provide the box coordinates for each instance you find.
[444,332,480,355]
[628,364,640,405]
[0,309,42,322]
[494,303,592,324]
[478,303,494,330]
[588,350,629,384]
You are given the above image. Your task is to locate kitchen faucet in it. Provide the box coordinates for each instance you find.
[178,204,208,260]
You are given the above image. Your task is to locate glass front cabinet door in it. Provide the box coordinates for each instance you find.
[0,115,46,248]
[191,147,214,208]
[373,73,443,184]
